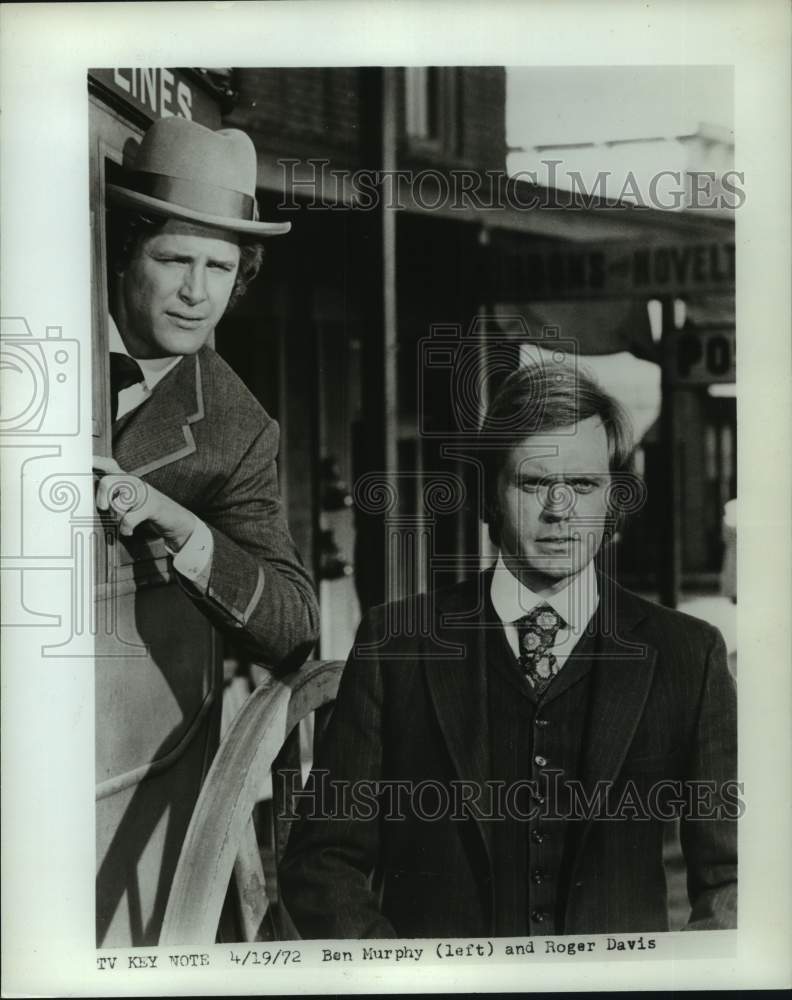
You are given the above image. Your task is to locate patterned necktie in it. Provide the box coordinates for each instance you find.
[110,352,144,421]
[516,603,567,694]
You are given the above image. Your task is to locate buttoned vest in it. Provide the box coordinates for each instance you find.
[486,597,600,936]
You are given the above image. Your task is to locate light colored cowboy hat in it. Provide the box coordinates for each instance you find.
[107,116,290,236]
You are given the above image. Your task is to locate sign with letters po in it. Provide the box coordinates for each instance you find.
[663,327,736,386]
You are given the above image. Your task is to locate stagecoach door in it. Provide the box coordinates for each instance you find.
[88,69,224,947]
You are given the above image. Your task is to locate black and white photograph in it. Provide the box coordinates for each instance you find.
[1,2,790,996]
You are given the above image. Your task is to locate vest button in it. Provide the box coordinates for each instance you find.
[532,868,546,885]
[534,754,548,767]
[531,910,549,923]
[531,829,545,844]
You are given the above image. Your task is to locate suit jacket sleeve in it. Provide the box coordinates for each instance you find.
[178,414,319,671]
[680,627,738,929]
[278,609,398,938]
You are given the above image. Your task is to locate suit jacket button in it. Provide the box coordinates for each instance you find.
[534,754,548,767]
[535,717,549,728]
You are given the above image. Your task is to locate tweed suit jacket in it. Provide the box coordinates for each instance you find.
[279,570,737,937]
[112,344,319,670]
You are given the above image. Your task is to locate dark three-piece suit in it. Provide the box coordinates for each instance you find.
[112,344,319,668]
[279,571,737,937]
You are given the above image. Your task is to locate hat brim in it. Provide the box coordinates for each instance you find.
[107,184,291,237]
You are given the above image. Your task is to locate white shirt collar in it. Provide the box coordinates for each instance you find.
[490,551,599,633]
[108,316,181,391]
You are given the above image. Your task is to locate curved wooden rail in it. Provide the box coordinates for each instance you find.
[159,659,344,945]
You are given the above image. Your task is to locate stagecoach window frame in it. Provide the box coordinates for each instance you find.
[88,98,177,589]
[90,72,226,950]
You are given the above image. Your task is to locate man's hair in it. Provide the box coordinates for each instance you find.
[106,207,264,310]
[478,360,636,545]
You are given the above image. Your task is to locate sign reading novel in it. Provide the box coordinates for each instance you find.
[493,236,736,300]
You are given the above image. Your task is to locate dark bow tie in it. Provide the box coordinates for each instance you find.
[109,352,144,421]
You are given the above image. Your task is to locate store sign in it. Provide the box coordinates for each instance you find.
[89,68,220,128]
[493,237,735,300]
[664,327,736,385]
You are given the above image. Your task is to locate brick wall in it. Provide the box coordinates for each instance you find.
[458,67,507,169]
[227,68,361,159]
[226,66,507,171]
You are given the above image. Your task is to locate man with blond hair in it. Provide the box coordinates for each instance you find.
[281,361,737,937]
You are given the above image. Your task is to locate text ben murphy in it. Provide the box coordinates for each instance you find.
[323,935,657,962]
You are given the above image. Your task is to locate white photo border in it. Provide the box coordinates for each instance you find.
[1,0,790,993]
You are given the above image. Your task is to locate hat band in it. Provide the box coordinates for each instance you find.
[128,170,256,221]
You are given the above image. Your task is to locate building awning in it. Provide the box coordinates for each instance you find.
[684,293,735,327]
[494,298,658,362]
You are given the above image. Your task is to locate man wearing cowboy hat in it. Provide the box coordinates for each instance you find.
[93,116,318,669]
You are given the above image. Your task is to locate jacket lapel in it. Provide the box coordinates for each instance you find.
[422,575,493,890]
[581,578,657,789]
[113,352,205,478]
[569,577,658,882]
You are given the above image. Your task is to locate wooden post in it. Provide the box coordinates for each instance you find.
[382,68,399,481]
[354,67,399,610]
[659,297,682,608]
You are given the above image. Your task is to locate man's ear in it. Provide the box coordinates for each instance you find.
[601,509,619,544]
[483,495,501,548]
[602,468,643,542]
